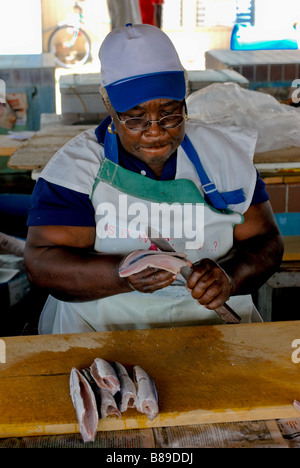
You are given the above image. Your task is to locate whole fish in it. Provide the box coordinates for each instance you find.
[69,367,99,443]
[133,365,159,421]
[99,388,121,419]
[119,250,188,277]
[113,362,137,412]
[90,358,120,395]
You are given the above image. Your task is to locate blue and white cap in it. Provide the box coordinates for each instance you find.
[99,23,186,112]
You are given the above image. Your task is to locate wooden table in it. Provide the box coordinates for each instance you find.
[6,125,93,170]
[282,236,300,262]
[0,321,299,439]
[255,147,300,177]
[0,136,26,158]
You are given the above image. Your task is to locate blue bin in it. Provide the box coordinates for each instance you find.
[274,212,300,236]
[231,23,298,51]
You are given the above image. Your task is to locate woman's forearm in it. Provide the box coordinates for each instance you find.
[24,246,131,302]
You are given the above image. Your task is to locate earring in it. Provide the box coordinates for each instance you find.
[108,119,117,134]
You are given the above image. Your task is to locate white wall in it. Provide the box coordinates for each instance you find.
[0,0,42,54]
[255,0,300,28]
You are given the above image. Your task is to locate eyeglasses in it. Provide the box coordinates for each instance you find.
[116,112,188,132]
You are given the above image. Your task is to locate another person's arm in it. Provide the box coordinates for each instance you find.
[186,201,284,310]
[153,2,163,28]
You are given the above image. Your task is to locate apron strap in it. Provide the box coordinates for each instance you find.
[104,122,119,164]
[181,134,245,210]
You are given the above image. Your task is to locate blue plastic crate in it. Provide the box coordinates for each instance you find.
[274,212,300,236]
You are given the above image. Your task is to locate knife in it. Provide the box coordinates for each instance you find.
[145,227,241,324]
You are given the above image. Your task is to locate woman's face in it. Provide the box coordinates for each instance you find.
[111,98,186,177]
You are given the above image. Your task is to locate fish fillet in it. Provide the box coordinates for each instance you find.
[90,358,120,395]
[69,367,99,443]
[113,362,137,412]
[99,388,121,419]
[294,400,300,412]
[81,368,101,418]
[133,365,159,421]
[82,368,121,419]
[119,250,187,277]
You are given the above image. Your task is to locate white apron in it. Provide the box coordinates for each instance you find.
[39,122,260,334]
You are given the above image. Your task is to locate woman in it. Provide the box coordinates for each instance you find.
[24,24,283,334]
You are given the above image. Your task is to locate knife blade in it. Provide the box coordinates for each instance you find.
[146,227,241,324]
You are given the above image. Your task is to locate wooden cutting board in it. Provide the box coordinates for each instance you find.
[0,321,300,439]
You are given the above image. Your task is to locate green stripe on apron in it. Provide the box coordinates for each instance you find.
[93,158,235,216]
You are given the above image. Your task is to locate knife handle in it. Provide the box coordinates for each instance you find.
[215,304,241,324]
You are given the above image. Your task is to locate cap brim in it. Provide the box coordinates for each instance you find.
[105,71,186,112]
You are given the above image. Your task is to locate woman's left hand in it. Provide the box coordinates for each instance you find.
[186,258,232,309]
